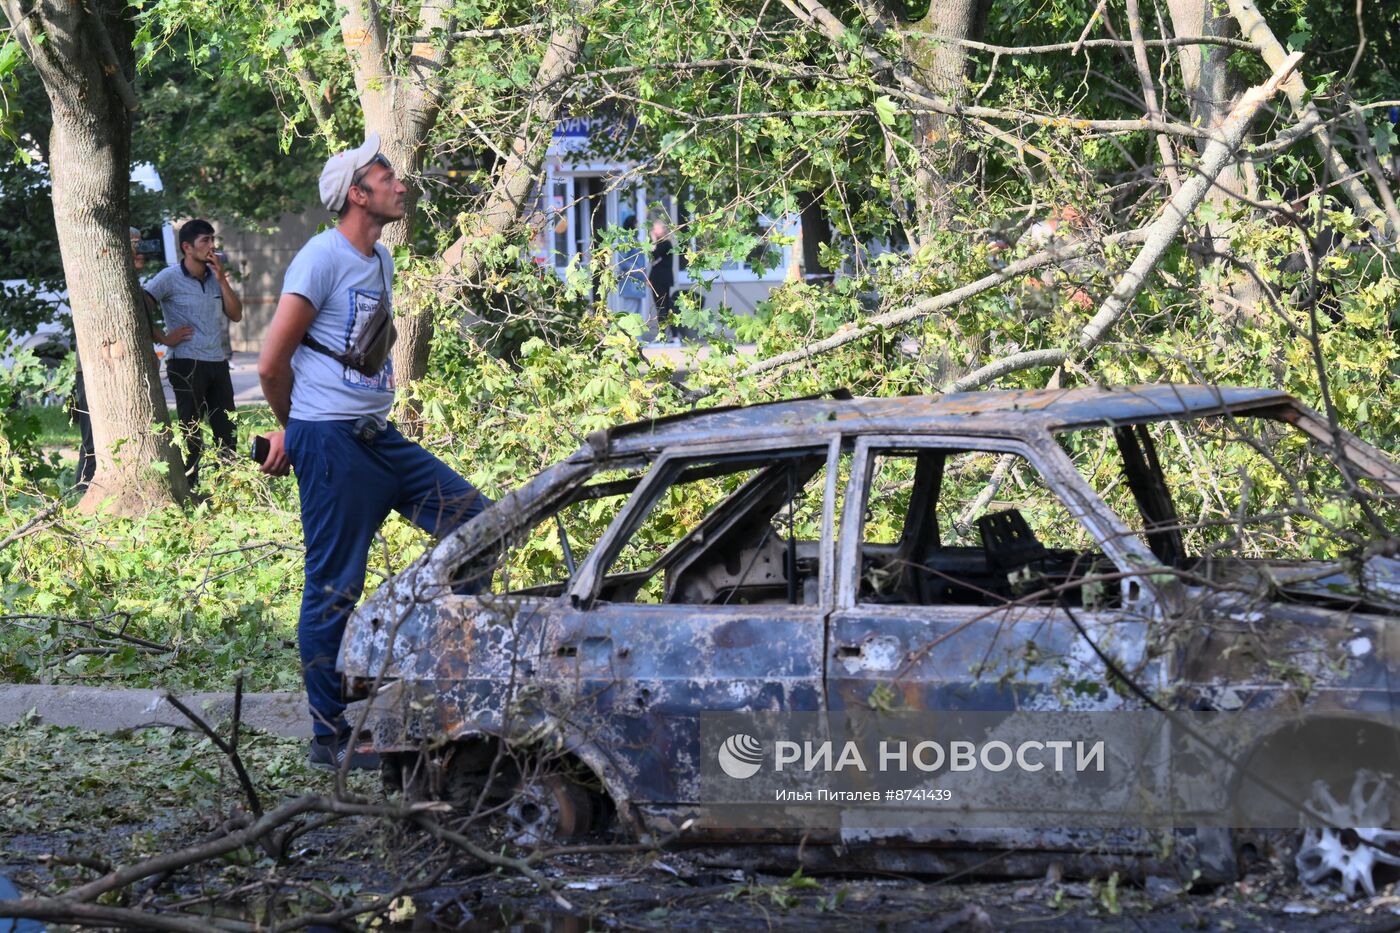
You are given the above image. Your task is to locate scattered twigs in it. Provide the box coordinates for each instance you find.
[164,676,265,822]
[0,794,470,930]
[0,499,64,553]
[411,814,574,911]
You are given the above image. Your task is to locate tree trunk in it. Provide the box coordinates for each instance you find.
[4,0,187,513]
[1164,0,1264,319]
[901,0,992,241]
[338,0,450,397]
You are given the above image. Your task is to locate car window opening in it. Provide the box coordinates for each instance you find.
[594,449,830,606]
[856,448,1117,609]
[1060,415,1400,602]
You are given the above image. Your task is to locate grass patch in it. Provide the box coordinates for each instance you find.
[0,400,441,691]
[24,403,78,449]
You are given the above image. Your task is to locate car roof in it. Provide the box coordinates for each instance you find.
[588,384,1295,457]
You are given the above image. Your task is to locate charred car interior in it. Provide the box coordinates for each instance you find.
[345,385,1400,894]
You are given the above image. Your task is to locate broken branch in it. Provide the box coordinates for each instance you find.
[943,52,1302,394]
[740,228,1150,381]
[1228,0,1394,240]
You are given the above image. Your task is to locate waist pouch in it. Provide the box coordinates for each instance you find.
[301,252,398,377]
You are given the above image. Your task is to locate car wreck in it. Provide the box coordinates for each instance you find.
[342,385,1400,894]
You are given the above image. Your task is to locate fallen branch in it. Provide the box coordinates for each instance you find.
[0,794,460,929]
[0,611,171,653]
[941,52,1301,393]
[165,676,265,823]
[739,228,1150,381]
[0,499,64,553]
[1228,0,1393,240]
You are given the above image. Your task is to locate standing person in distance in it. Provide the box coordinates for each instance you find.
[142,219,242,488]
[256,133,490,770]
[647,219,676,342]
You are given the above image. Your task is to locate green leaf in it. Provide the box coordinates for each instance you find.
[873,95,897,127]
[1372,122,1398,158]
[1286,16,1312,52]
[0,40,23,77]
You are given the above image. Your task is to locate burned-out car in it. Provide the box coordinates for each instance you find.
[344,385,1400,892]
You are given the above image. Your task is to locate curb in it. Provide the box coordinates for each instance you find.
[0,685,314,739]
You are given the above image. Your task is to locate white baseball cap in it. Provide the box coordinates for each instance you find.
[319,132,382,212]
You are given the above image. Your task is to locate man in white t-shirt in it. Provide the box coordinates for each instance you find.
[257,133,489,770]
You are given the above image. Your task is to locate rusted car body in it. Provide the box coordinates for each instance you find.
[344,385,1400,887]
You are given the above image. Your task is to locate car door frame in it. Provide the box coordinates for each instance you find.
[551,435,842,807]
[830,431,1169,708]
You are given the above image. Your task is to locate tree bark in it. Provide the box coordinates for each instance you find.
[898,0,992,240]
[339,0,453,393]
[4,0,187,513]
[1164,0,1253,248]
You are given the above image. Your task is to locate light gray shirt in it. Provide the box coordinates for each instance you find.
[280,228,395,423]
[144,262,230,362]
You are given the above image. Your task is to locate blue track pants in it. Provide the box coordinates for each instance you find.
[287,419,490,737]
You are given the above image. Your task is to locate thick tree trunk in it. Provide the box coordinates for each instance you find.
[1165,0,1253,244]
[4,0,187,513]
[339,0,450,395]
[901,0,992,240]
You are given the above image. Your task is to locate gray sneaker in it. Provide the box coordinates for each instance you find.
[308,733,380,771]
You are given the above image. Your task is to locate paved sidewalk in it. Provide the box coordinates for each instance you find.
[0,684,356,739]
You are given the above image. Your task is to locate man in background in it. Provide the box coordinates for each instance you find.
[143,219,243,488]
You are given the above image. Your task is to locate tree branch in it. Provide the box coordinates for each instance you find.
[1228,0,1394,240]
[1125,0,1180,195]
[440,10,591,272]
[956,35,1261,56]
[282,49,335,133]
[948,53,1302,393]
[88,6,140,113]
[0,498,64,553]
[739,227,1150,380]
[164,678,265,823]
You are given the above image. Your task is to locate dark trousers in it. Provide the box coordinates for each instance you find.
[287,419,491,737]
[166,358,236,487]
[72,372,96,491]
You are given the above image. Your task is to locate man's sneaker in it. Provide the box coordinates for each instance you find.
[308,732,380,771]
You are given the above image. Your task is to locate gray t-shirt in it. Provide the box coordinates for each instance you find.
[281,228,396,423]
[144,262,229,362]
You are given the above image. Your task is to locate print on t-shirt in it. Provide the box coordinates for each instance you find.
[341,286,395,392]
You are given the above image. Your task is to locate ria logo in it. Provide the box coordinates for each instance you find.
[718,733,765,779]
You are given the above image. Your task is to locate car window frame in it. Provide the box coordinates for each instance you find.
[835,432,1163,612]
[569,436,842,611]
